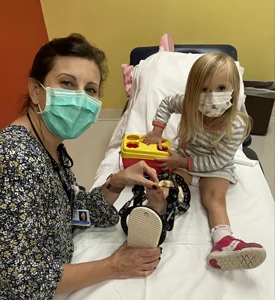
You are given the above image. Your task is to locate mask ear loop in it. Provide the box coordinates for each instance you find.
[37,104,43,114]
[38,81,46,90]
[36,81,46,114]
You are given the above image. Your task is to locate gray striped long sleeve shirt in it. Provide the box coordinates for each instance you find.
[152,94,246,173]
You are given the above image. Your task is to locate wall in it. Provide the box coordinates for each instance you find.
[41,0,275,109]
[0,1,48,129]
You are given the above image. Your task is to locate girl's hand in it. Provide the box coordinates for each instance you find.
[156,150,187,171]
[141,127,164,149]
[109,242,161,278]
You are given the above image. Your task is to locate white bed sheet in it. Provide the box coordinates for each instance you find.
[65,132,274,300]
[55,52,274,300]
[63,149,274,300]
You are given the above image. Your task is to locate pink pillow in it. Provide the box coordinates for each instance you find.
[121,34,175,97]
[121,64,134,97]
[159,33,175,52]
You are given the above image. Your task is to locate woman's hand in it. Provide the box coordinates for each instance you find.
[142,126,164,149]
[108,242,161,278]
[56,243,161,294]
[112,161,159,190]
[156,150,187,171]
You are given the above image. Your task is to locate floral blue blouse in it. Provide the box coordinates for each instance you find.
[0,125,119,299]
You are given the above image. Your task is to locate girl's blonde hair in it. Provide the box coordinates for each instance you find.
[177,52,251,144]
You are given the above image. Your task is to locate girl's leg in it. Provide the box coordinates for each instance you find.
[173,169,192,185]
[147,186,168,214]
[147,170,190,212]
[200,177,266,270]
[173,169,200,187]
[146,169,191,212]
[199,177,230,227]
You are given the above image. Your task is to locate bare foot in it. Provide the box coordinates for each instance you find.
[147,186,167,214]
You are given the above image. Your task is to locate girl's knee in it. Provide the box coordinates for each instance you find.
[200,178,229,209]
[201,190,226,209]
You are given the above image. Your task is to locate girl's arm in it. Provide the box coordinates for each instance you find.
[144,94,183,147]
[152,94,183,129]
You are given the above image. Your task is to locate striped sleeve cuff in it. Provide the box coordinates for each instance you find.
[187,157,193,171]
[152,121,166,129]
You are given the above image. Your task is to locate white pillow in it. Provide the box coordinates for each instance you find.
[123,51,246,147]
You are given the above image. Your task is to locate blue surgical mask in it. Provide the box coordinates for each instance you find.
[38,84,102,139]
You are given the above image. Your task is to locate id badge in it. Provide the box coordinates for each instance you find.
[71,209,91,227]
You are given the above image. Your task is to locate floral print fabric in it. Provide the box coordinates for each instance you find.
[0,125,119,299]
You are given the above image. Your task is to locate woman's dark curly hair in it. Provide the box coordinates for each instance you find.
[22,33,108,112]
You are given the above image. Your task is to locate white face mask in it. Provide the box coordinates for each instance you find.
[199,91,233,118]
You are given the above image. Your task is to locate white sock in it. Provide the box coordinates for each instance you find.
[211,225,233,243]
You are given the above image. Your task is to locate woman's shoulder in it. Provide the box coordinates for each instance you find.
[0,125,45,167]
[1,125,36,149]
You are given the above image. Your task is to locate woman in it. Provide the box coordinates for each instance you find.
[0,34,165,299]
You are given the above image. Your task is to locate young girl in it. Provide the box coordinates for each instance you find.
[144,53,266,270]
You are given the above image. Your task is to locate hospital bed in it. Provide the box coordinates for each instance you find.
[58,45,274,300]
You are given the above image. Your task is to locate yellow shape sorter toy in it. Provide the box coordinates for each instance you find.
[121,134,171,173]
